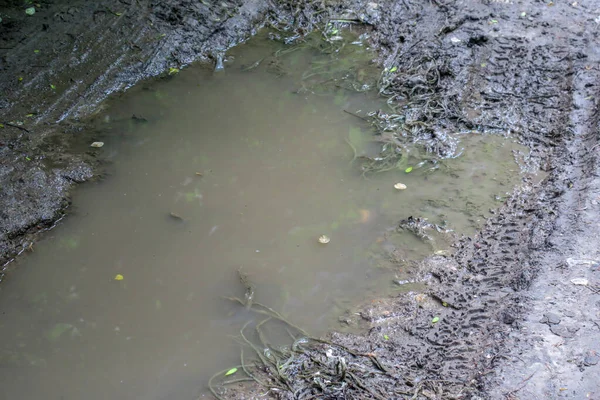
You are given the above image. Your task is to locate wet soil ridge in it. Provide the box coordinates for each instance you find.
[0,0,271,267]
[211,1,600,399]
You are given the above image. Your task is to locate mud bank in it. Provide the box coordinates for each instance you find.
[0,0,272,267]
[1,0,599,398]
[208,1,600,399]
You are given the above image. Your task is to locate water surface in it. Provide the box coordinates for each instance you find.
[0,30,527,400]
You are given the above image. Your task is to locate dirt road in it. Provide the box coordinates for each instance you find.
[1,0,598,398]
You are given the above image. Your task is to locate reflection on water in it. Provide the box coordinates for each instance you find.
[0,30,527,399]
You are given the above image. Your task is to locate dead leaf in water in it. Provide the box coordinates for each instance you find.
[318,235,331,244]
[114,274,124,281]
[405,167,413,173]
[169,212,184,221]
[225,367,238,376]
[359,209,372,223]
[431,316,440,323]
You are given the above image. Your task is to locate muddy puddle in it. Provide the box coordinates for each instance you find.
[0,30,527,399]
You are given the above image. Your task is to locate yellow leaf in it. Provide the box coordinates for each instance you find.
[225,367,238,376]
[114,274,124,281]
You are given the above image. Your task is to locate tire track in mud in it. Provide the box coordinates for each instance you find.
[213,1,599,398]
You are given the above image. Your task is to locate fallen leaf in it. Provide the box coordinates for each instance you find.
[432,316,440,323]
[405,166,413,173]
[359,209,372,223]
[25,7,35,15]
[318,235,331,244]
[169,67,179,75]
[114,274,124,281]
[90,141,104,148]
[50,84,56,90]
[383,334,389,340]
[225,367,238,376]
[34,49,40,53]
[390,66,398,73]
[394,183,407,190]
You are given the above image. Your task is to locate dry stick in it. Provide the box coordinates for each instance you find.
[505,371,536,397]
[2,122,30,133]
[343,109,370,122]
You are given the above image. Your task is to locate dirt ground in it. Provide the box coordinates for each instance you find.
[1,0,599,399]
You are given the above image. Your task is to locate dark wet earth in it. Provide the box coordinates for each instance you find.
[1,0,600,399]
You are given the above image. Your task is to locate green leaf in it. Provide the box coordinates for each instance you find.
[25,7,36,15]
[46,323,74,341]
[431,316,440,323]
[168,67,179,75]
[405,166,413,173]
[489,19,498,24]
[225,367,238,376]
[480,62,487,68]
[331,28,339,35]
[390,66,398,73]
[25,156,31,161]
[50,84,56,90]
[520,11,527,17]
[0,124,4,129]
[383,334,389,340]
[34,49,40,53]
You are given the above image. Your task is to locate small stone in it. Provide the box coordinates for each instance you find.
[540,312,561,325]
[450,37,461,44]
[571,277,589,286]
[550,324,579,338]
[394,183,407,190]
[583,351,599,366]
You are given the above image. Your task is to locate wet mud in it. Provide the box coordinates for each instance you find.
[1,0,599,398]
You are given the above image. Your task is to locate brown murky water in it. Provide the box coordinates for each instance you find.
[0,31,527,399]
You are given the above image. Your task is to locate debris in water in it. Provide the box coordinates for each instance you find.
[318,235,331,244]
[25,7,35,15]
[114,274,124,281]
[90,141,104,148]
[394,183,407,190]
[405,167,413,173]
[168,67,179,75]
[431,316,440,323]
[214,53,224,71]
[570,277,589,286]
[383,334,389,340]
[359,209,372,223]
[225,367,238,376]
[169,212,184,221]
[195,172,203,176]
